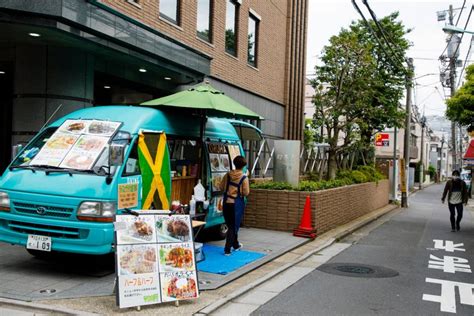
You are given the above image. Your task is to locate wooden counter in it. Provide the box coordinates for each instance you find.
[171,176,196,203]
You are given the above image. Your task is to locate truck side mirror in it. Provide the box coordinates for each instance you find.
[11,144,23,161]
[109,145,125,166]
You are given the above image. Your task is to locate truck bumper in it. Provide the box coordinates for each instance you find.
[0,212,114,255]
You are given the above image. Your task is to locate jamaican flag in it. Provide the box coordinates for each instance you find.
[138,131,171,210]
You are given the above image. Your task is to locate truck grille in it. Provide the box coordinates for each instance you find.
[7,220,85,239]
[13,202,74,219]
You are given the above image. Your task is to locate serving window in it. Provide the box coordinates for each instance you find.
[168,137,203,204]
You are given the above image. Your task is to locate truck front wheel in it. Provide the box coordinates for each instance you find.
[26,249,54,260]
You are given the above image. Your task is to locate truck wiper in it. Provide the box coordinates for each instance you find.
[9,165,36,173]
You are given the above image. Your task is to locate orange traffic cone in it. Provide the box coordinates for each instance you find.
[293,196,317,239]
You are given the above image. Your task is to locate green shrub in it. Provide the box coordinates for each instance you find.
[357,165,385,182]
[251,166,385,192]
[251,181,295,190]
[349,170,368,183]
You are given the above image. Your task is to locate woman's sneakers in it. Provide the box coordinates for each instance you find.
[224,243,243,256]
[233,243,243,252]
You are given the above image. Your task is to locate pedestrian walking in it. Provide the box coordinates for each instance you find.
[219,156,250,256]
[441,170,468,232]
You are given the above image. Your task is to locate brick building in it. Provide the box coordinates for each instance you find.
[0,0,308,171]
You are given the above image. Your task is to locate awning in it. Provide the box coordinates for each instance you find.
[464,139,474,159]
[141,84,263,120]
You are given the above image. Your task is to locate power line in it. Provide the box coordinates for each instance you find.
[351,0,407,75]
[457,35,473,88]
[452,5,474,63]
[362,0,406,66]
[455,0,467,26]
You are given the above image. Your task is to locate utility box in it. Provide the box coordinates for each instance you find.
[273,140,300,186]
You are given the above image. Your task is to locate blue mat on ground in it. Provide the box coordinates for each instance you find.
[197,244,265,275]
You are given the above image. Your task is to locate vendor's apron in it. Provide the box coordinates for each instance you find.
[224,175,247,233]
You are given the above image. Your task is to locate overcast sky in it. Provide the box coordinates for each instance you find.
[306,0,473,119]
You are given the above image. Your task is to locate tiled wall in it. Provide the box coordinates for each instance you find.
[244,180,390,234]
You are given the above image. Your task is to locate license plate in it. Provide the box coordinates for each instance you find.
[26,235,52,252]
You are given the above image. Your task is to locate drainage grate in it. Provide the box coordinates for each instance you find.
[318,263,399,278]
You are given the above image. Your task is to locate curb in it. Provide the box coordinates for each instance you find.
[0,297,97,315]
[196,204,399,315]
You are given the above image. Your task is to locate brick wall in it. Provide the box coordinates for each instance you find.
[99,0,289,106]
[244,180,390,234]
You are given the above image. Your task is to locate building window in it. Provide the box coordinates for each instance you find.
[225,0,239,56]
[247,13,259,67]
[160,0,180,25]
[197,0,212,42]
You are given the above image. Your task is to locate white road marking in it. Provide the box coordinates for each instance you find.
[428,254,472,274]
[433,240,466,253]
[423,278,474,313]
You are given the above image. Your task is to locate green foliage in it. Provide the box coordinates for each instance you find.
[251,166,386,192]
[310,12,409,179]
[446,64,474,126]
[428,165,437,179]
[356,165,385,182]
[304,118,316,150]
[250,182,294,190]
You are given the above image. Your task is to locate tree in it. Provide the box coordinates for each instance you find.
[311,12,409,179]
[446,64,474,126]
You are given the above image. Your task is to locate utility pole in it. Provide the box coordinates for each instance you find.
[448,4,458,172]
[420,116,426,190]
[402,58,414,208]
[391,126,398,201]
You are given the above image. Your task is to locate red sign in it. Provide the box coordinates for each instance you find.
[375,133,390,147]
[464,139,474,160]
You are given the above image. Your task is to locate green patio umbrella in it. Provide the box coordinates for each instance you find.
[141,83,263,120]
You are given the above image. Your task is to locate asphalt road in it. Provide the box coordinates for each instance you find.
[253,184,474,316]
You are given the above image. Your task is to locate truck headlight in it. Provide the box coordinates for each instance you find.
[77,201,116,222]
[0,192,10,212]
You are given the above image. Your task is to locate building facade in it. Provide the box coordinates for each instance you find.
[0,0,308,171]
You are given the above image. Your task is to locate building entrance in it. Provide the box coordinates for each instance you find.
[0,62,13,172]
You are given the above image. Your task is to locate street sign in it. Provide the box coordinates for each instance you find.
[375,133,390,147]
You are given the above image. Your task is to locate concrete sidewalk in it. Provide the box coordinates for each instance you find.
[2,203,399,315]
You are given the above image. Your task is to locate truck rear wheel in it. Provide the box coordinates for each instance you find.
[211,223,228,240]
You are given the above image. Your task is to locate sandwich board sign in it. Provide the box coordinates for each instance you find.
[114,212,199,309]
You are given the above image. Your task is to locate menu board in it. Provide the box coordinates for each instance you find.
[208,143,232,196]
[227,145,241,169]
[118,183,139,210]
[30,119,121,169]
[115,214,199,309]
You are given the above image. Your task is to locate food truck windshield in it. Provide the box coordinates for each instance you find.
[10,122,132,177]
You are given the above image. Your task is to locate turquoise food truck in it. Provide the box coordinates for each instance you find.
[0,106,262,256]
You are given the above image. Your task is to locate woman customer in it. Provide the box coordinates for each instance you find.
[219,156,250,256]
[441,170,468,232]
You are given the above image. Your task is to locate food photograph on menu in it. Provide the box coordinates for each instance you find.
[117,244,158,275]
[59,135,109,170]
[59,120,89,134]
[116,215,156,244]
[160,271,199,302]
[214,196,224,212]
[87,120,121,136]
[219,154,231,171]
[209,153,222,172]
[158,243,195,272]
[211,172,226,192]
[30,133,79,167]
[155,215,192,243]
